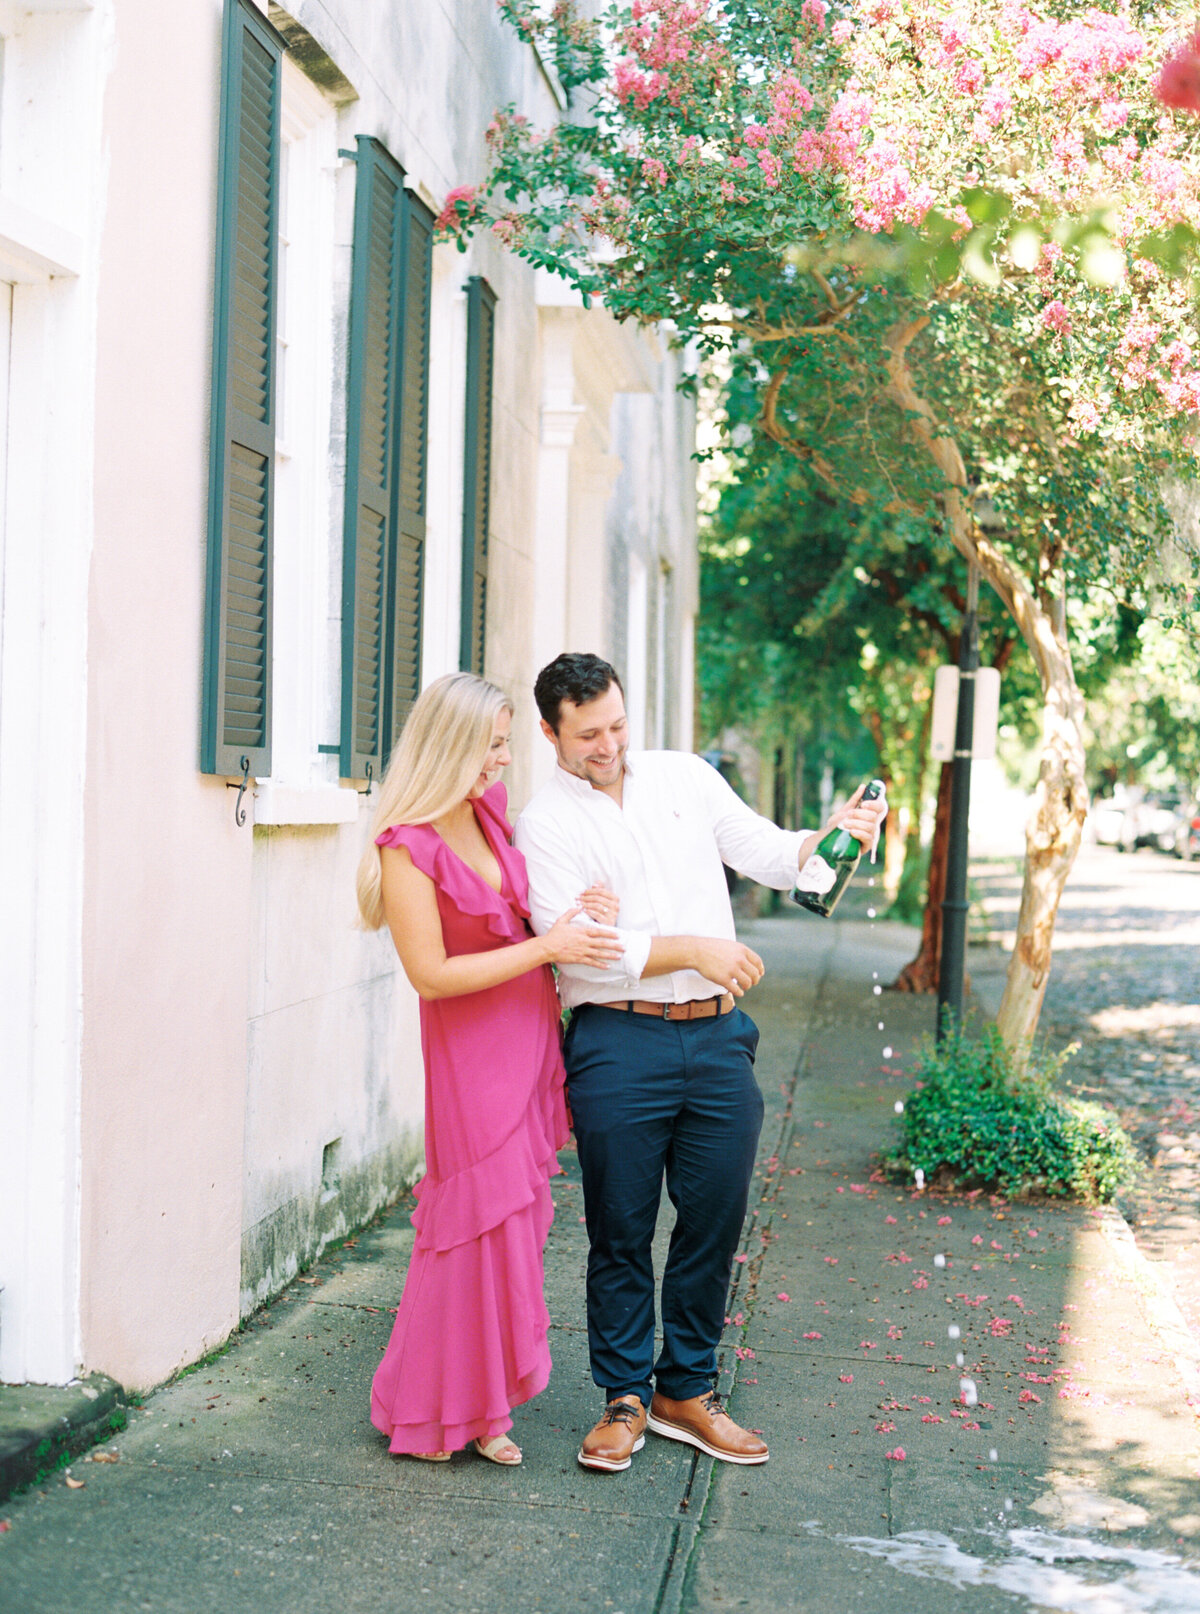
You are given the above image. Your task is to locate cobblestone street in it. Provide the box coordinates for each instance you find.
[972,842,1200,1339]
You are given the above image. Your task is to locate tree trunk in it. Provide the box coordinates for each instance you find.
[891,761,952,993]
[881,319,1090,1045]
[995,652,1089,1046]
[882,800,905,898]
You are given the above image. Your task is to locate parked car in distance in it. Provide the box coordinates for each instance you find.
[1089,788,1191,854]
[1089,797,1125,846]
[1174,800,1200,862]
[1134,790,1186,853]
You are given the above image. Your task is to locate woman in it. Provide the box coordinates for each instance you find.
[356,673,622,1464]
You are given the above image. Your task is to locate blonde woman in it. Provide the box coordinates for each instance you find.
[358,673,622,1465]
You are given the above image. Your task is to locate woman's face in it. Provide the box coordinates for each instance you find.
[468,709,513,798]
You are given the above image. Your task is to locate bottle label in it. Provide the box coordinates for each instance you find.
[793,853,838,895]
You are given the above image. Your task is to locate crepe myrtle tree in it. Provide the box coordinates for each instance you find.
[447,0,1200,1046]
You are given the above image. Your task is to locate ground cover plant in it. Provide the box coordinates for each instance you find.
[887,1023,1139,1201]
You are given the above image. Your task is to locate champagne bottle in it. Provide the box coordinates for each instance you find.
[790,779,887,918]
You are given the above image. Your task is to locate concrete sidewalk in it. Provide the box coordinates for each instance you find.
[4,911,1200,1613]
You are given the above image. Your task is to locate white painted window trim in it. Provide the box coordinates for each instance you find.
[0,0,98,1385]
[253,56,356,827]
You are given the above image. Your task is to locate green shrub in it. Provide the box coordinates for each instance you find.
[885,1025,1140,1204]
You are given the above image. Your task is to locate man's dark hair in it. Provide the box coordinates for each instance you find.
[534,653,624,732]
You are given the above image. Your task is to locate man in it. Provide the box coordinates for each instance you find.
[514,653,886,1473]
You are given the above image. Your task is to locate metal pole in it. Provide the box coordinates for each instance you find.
[936,562,980,1044]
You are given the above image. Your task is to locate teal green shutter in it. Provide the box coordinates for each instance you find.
[389,190,434,740]
[340,142,433,779]
[201,0,285,776]
[340,137,403,782]
[459,277,495,675]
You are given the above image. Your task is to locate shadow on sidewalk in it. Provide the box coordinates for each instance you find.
[2,908,1199,1613]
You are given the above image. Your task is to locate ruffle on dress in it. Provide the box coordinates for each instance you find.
[370,1180,556,1454]
[375,785,531,947]
[410,1072,568,1252]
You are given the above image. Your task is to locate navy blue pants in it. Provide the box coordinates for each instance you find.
[563,1003,764,1407]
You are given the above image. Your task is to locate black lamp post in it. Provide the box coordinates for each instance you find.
[936,561,980,1044]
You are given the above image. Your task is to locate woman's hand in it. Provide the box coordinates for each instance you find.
[542,907,624,969]
[578,883,619,925]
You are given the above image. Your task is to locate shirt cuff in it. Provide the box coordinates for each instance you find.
[770,830,811,890]
[615,926,651,984]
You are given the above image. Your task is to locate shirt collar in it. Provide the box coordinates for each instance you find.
[552,750,640,798]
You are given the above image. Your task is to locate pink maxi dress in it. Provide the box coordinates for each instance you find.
[369,782,570,1454]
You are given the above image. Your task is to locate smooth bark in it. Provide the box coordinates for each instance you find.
[892,760,953,994]
[881,320,1090,1045]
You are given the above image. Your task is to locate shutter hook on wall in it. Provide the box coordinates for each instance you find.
[228,755,251,826]
[358,760,374,798]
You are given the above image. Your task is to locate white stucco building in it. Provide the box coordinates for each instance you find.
[0,0,697,1392]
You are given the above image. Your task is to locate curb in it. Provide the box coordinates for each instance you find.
[0,1375,127,1506]
[1099,1209,1200,1431]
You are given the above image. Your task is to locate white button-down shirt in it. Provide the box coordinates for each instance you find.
[514,750,812,1009]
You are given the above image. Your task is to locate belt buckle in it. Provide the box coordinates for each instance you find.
[662,1002,674,1020]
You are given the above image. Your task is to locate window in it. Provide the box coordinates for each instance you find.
[459,276,495,676]
[264,56,340,795]
[339,136,433,784]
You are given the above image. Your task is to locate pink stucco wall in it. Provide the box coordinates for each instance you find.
[79,0,248,1389]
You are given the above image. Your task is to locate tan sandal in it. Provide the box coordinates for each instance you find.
[472,1434,522,1466]
[407,1450,451,1462]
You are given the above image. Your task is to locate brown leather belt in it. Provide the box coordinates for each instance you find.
[593,994,735,1021]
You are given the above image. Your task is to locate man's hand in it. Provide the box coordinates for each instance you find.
[689,938,765,997]
[825,782,888,855]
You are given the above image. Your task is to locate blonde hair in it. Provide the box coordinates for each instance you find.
[356,672,514,930]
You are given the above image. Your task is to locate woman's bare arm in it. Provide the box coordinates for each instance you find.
[381,845,624,1001]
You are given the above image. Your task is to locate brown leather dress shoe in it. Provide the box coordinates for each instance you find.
[577,1395,648,1472]
[647,1390,769,1464]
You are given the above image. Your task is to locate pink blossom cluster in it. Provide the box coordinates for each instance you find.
[801,0,828,31]
[769,69,816,127]
[1139,149,1189,220]
[617,0,725,108]
[1156,29,1200,114]
[824,87,874,167]
[434,184,479,233]
[625,0,706,69]
[1068,398,1102,435]
[613,59,668,110]
[490,213,525,246]
[1009,7,1145,90]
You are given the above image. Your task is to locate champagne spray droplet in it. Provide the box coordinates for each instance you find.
[894,1101,904,1114]
[960,1377,978,1407]
[877,1021,885,1031]
[883,1045,893,1058]
[947,1324,960,1340]
[934,1253,946,1268]
[989,1449,998,1463]
[956,1351,965,1366]
[867,907,876,919]
[873,985,883,996]
[914,1167,924,1189]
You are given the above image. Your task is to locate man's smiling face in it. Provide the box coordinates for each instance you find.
[542,682,629,795]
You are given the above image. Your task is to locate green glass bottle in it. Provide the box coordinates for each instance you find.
[790,779,887,917]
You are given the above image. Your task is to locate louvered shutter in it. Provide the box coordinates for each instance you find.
[388,190,434,743]
[340,136,404,782]
[459,277,495,676]
[339,145,433,778]
[201,0,285,776]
